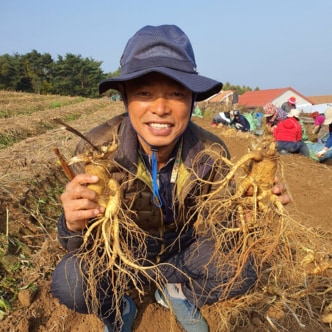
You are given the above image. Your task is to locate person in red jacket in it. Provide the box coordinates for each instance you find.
[273,109,310,156]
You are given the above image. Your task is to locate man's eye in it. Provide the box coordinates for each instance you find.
[172,91,184,97]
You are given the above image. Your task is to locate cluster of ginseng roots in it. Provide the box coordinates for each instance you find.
[70,145,186,330]
[187,141,332,332]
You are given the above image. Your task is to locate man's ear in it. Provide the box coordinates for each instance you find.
[119,84,128,106]
[118,84,124,94]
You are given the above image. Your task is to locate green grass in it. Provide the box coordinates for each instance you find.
[0,134,19,149]
[49,101,63,109]
[0,110,10,118]
[64,113,81,122]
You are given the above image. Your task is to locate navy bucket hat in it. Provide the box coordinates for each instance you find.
[99,25,223,101]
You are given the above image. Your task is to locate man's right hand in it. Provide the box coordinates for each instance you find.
[61,174,105,232]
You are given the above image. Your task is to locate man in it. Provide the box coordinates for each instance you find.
[51,25,290,332]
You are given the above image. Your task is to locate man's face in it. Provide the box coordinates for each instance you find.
[123,72,192,152]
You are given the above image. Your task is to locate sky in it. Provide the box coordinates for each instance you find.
[1,0,331,96]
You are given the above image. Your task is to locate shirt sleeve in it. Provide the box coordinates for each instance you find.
[57,213,83,252]
[325,133,332,149]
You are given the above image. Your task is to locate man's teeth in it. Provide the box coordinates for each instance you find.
[150,123,170,128]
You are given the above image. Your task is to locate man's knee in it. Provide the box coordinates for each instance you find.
[51,252,88,313]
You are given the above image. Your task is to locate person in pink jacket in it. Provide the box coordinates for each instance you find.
[273,109,310,156]
[310,111,325,134]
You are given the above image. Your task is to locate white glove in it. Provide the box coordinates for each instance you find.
[235,123,243,130]
[316,149,327,158]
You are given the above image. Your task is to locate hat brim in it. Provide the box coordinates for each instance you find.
[288,114,300,118]
[99,68,222,102]
[323,106,332,125]
[323,117,332,125]
[263,114,273,118]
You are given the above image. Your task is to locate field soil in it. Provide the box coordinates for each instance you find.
[0,92,331,332]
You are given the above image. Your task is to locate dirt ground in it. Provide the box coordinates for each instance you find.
[0,100,331,332]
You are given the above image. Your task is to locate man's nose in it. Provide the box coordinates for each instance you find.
[151,97,170,115]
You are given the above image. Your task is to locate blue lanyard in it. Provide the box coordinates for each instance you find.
[151,139,183,207]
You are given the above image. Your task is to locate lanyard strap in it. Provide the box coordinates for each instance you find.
[151,148,162,208]
[170,138,183,184]
[150,138,183,208]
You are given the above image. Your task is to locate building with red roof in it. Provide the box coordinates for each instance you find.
[238,87,313,110]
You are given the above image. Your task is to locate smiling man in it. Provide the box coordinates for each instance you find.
[51,25,289,332]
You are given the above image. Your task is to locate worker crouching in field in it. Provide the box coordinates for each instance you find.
[51,24,290,332]
[273,109,310,156]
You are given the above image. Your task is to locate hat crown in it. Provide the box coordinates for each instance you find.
[288,96,296,104]
[120,25,197,75]
[324,106,332,125]
[98,24,223,101]
[288,109,300,118]
[263,103,277,115]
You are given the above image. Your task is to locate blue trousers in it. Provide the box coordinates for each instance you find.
[51,233,257,329]
[276,140,310,157]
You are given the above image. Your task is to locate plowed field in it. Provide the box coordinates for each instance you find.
[0,91,331,332]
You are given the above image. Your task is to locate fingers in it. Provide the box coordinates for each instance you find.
[272,179,291,205]
[316,152,325,158]
[64,209,98,233]
[271,183,286,195]
[278,193,291,205]
[62,174,100,200]
[61,174,105,232]
[246,179,287,197]
[65,174,98,192]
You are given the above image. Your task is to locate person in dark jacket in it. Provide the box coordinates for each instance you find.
[51,25,290,332]
[230,110,250,132]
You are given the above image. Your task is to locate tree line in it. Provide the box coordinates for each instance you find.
[0,50,256,98]
[222,82,259,95]
[0,50,120,98]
